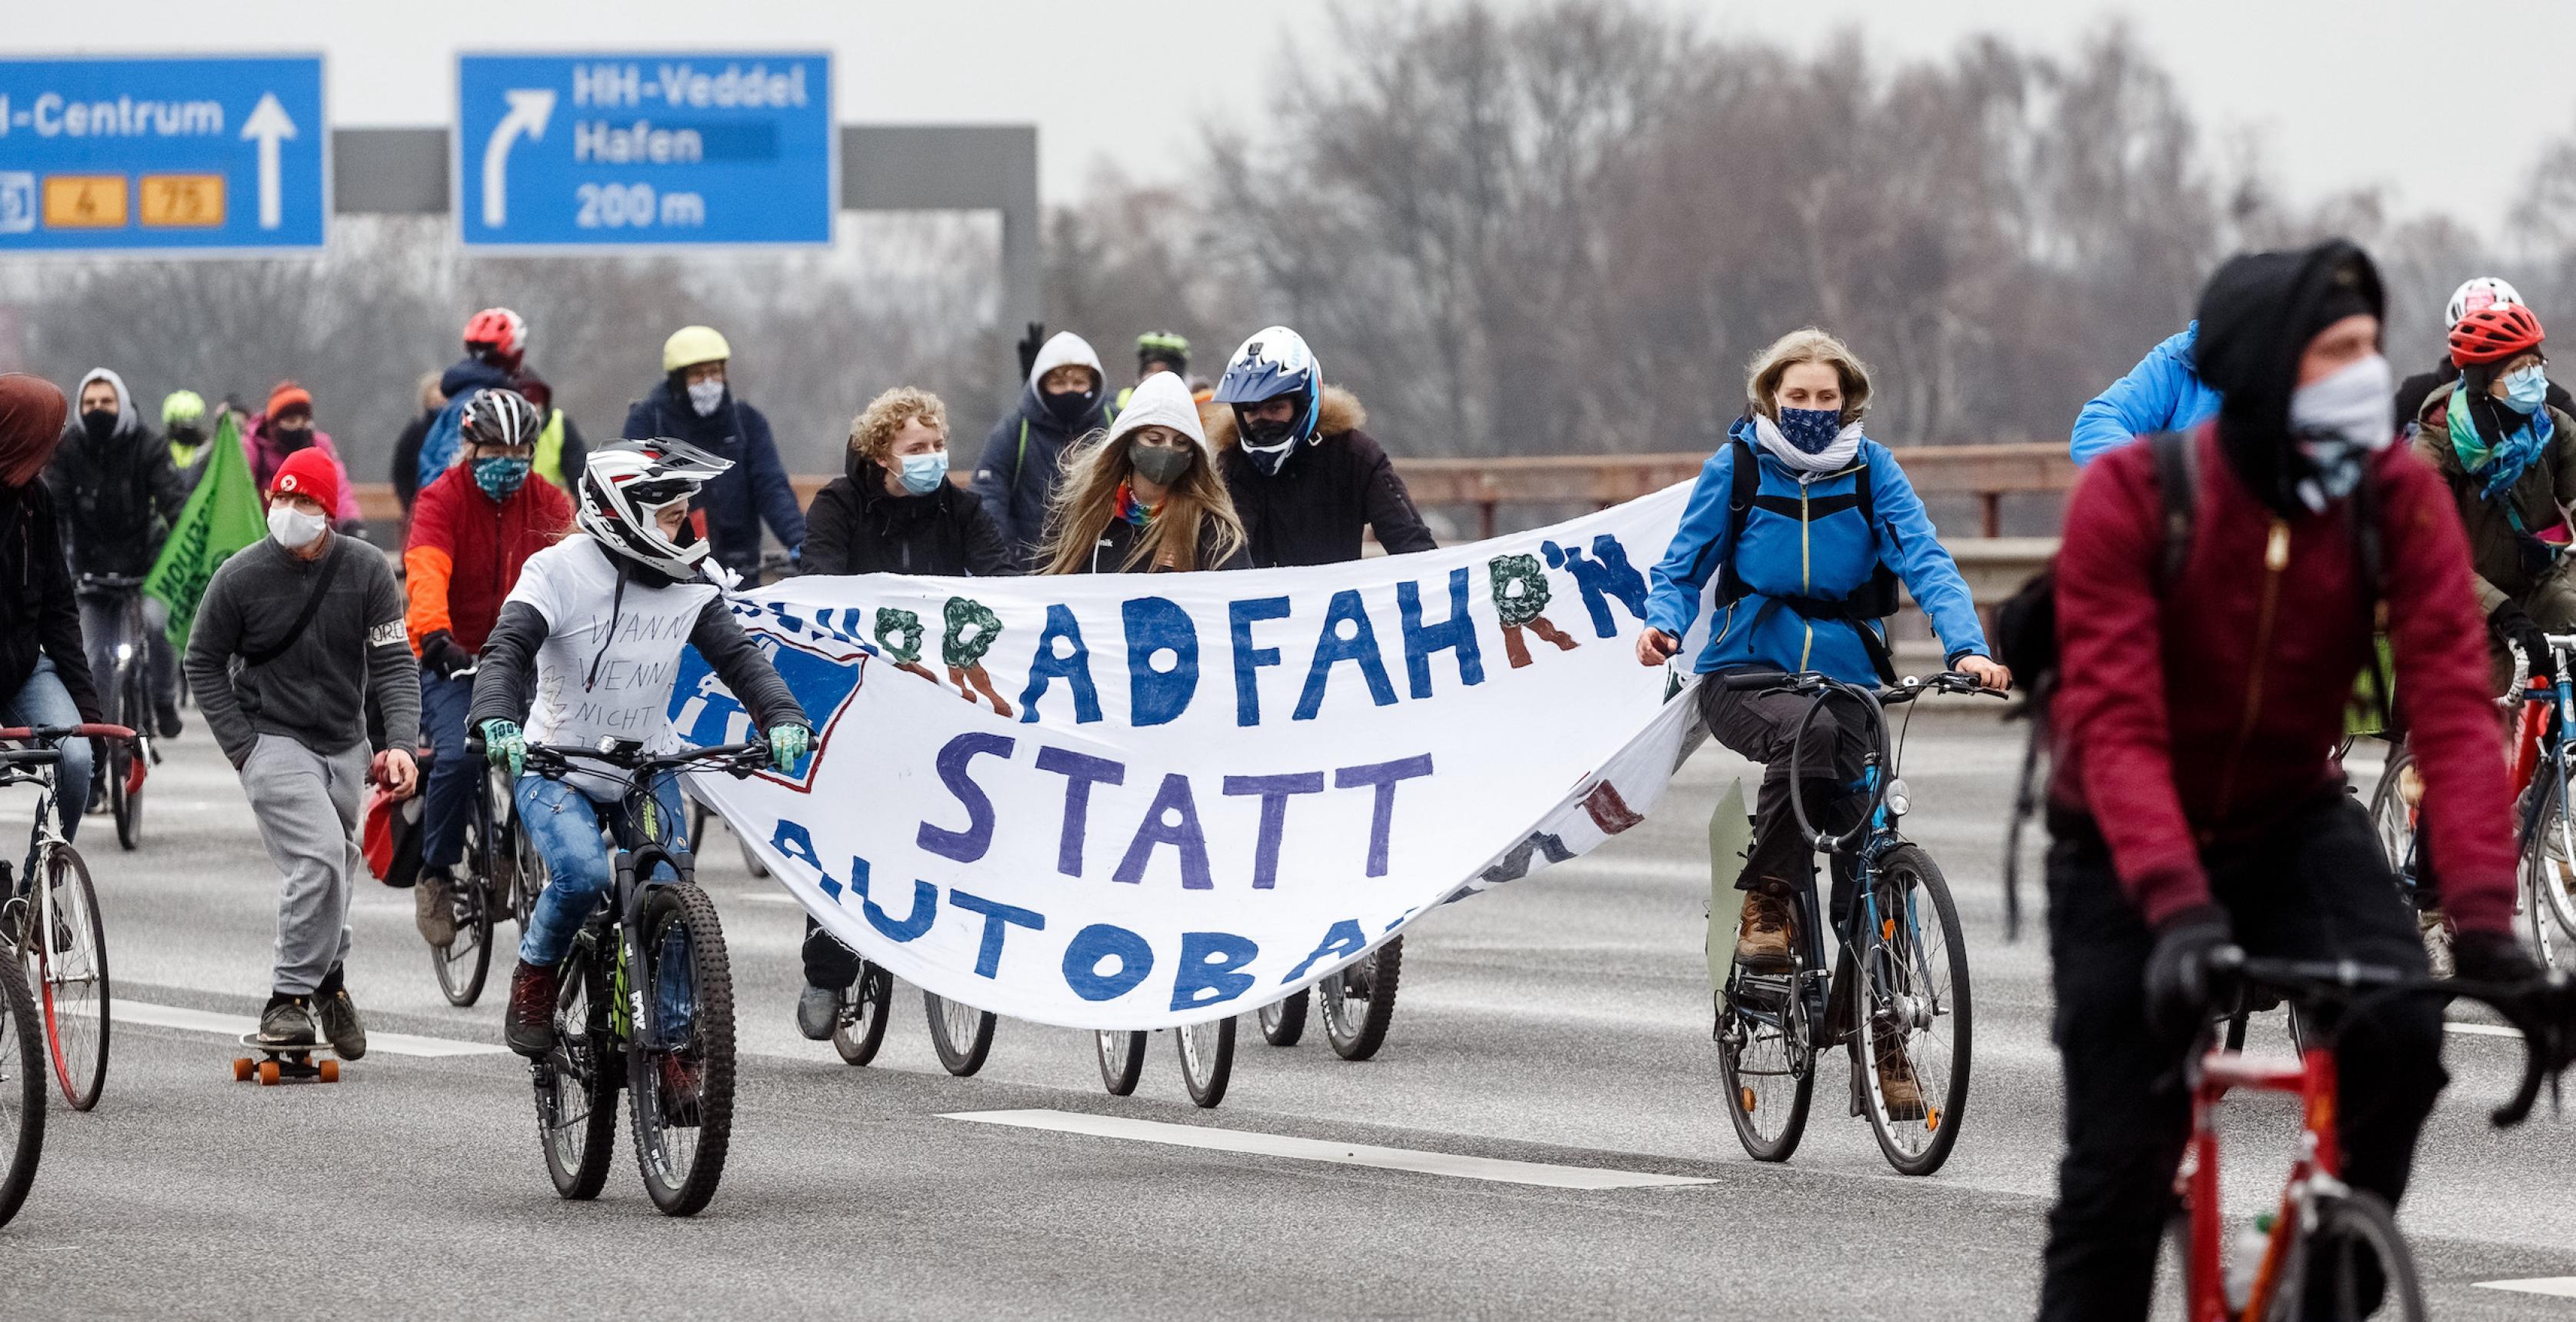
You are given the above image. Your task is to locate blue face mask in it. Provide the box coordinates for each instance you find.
[472,455,531,501]
[897,450,949,495]
[1775,407,1844,454]
[2502,364,2551,416]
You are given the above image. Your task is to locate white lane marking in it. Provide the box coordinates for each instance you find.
[69,999,508,1057]
[2446,1021,2524,1040]
[2478,1277,2576,1298]
[941,1108,1714,1190]
[732,892,800,906]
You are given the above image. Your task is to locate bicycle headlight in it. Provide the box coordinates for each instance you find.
[1885,778,1911,818]
[115,642,133,662]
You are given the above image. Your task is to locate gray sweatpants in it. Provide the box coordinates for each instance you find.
[240,734,368,996]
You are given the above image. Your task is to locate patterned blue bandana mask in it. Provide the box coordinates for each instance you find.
[1775,407,1843,454]
[473,455,531,501]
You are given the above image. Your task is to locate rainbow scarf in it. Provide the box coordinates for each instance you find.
[1114,481,1160,528]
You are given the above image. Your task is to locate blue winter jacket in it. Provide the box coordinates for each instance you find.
[2069,324,2222,465]
[621,379,806,578]
[1644,421,1989,683]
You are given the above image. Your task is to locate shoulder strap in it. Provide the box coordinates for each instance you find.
[2349,465,2394,723]
[1718,438,1760,598]
[2146,430,2197,591]
[238,540,352,668]
[1013,418,1031,488]
[1852,454,1876,529]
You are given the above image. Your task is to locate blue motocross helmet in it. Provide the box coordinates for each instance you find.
[1215,326,1322,475]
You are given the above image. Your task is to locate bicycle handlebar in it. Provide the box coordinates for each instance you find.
[465,734,769,783]
[0,724,138,742]
[2211,948,2576,1127]
[1711,669,2007,701]
[74,573,148,591]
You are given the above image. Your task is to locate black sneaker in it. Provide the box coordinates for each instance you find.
[155,704,182,739]
[505,960,559,1057]
[259,997,317,1047]
[315,986,368,1060]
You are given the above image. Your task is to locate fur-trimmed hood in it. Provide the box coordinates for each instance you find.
[1200,385,1366,451]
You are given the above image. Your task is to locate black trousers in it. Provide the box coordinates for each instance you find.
[1698,676,1870,917]
[803,916,861,991]
[2036,794,2446,1322]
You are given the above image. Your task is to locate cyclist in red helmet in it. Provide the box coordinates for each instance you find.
[2408,301,2576,693]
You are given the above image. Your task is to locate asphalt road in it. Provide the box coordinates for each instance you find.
[4,709,2572,1320]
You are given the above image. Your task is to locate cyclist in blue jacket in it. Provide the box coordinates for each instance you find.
[1638,328,2007,1115]
[2070,323,2223,465]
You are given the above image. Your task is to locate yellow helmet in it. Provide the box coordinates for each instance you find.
[662,325,732,373]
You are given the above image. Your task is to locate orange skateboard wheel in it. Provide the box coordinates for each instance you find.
[258,1060,280,1086]
[232,1058,253,1082]
[318,1060,338,1084]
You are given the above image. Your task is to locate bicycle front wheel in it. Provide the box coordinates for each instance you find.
[107,729,141,853]
[431,864,493,1007]
[1096,1029,1145,1096]
[831,962,893,1067]
[1257,989,1308,1047]
[1855,844,1971,1176]
[1176,1017,1235,1108]
[1317,936,1402,1061]
[923,991,995,1076]
[2298,1190,2425,1321]
[34,845,109,1111]
[0,957,45,1227]
[535,937,618,1200]
[627,883,736,1217]
[2522,766,2576,966]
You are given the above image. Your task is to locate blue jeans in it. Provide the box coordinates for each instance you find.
[2,657,92,840]
[515,771,695,1033]
[418,672,475,871]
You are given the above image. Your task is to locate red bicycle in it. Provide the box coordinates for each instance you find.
[2169,951,2571,1321]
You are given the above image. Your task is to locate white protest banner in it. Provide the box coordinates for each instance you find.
[673,484,1709,1029]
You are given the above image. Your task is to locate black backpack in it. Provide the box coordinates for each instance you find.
[1715,437,1905,682]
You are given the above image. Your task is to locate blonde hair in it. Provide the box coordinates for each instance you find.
[1037,428,1246,575]
[848,386,949,463]
[1745,328,1872,423]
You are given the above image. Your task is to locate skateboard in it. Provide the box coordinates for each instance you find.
[231,1033,342,1086]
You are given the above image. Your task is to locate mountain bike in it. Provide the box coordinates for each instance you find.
[428,746,542,1007]
[2163,951,2571,1321]
[74,575,158,851]
[1710,670,2001,1175]
[0,724,129,1113]
[494,735,766,1217]
[0,927,44,1226]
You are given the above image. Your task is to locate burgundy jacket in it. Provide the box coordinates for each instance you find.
[2051,424,2516,935]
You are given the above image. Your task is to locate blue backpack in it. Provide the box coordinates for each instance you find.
[414,393,473,493]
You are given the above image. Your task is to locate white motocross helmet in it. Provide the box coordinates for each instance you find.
[575,438,731,580]
[2447,276,2525,329]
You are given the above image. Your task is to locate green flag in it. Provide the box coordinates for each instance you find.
[145,411,267,649]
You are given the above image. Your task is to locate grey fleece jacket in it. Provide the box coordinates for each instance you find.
[185,533,421,767]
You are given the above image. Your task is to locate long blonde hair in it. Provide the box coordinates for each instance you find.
[1038,428,1245,574]
[1745,327,1874,424]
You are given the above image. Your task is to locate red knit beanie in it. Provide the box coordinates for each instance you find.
[269,446,341,514]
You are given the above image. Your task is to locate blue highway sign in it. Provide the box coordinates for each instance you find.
[0,56,326,252]
[457,52,833,247]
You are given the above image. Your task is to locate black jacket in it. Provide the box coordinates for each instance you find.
[970,385,1110,568]
[392,405,437,513]
[1065,513,1250,574]
[802,455,1011,578]
[45,421,188,578]
[0,482,103,721]
[621,379,805,577]
[1208,387,1437,567]
[2396,358,2575,432]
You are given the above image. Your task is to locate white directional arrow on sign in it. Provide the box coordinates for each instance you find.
[238,92,297,230]
[480,88,558,229]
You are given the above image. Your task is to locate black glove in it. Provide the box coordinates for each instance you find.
[2453,927,2543,988]
[2490,600,2554,682]
[1015,321,1047,381]
[2143,904,2234,1040]
[418,628,475,680]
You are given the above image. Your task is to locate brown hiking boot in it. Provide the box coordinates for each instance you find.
[1873,1033,1927,1122]
[1736,891,1794,967]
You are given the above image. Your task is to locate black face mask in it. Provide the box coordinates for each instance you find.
[80,410,117,442]
[167,425,204,448]
[272,422,313,451]
[1041,388,1096,427]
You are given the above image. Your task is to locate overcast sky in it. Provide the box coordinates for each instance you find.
[13,0,2572,229]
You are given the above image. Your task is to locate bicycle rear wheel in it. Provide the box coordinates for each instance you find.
[1318,936,1402,1061]
[2298,1190,2424,1321]
[33,845,108,1111]
[0,957,44,1227]
[1176,1017,1235,1108]
[923,991,996,1076]
[1856,844,1971,1176]
[1096,1029,1146,1096]
[831,962,893,1067]
[2522,766,2576,966]
[628,883,735,1217]
[1716,968,1814,1162]
[1258,989,1308,1047]
[535,937,618,1200]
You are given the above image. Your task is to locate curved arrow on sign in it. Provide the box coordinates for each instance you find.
[239,93,298,230]
[480,88,558,229]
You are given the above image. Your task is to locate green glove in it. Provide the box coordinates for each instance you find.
[768,723,811,772]
[480,719,525,778]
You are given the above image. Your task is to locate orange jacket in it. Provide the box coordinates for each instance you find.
[403,465,572,654]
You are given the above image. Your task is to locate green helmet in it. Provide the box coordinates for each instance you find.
[162,389,206,427]
[1136,331,1189,371]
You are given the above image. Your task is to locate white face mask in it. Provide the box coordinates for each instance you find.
[268,503,328,550]
[2286,352,2397,511]
[686,378,725,417]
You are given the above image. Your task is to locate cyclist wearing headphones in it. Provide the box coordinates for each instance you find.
[403,388,575,947]
[470,439,811,1057]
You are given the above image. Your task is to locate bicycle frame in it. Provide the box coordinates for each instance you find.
[2177,1043,2342,1322]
